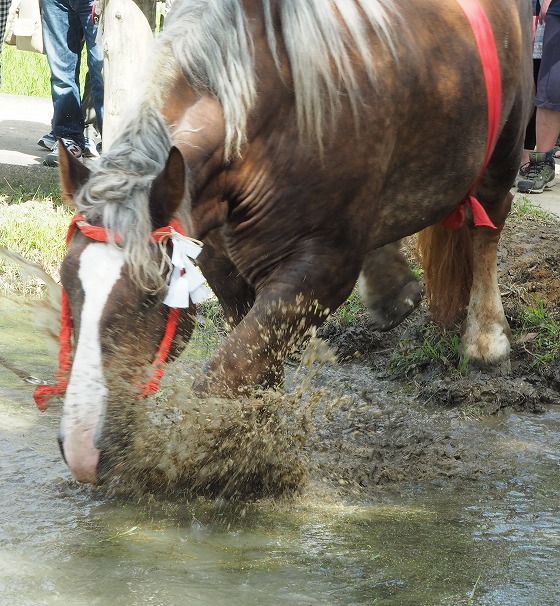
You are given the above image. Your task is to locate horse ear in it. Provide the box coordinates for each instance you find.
[149,146,185,228]
[57,140,91,205]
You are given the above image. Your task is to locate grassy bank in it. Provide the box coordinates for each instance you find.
[0,196,70,295]
[0,44,87,96]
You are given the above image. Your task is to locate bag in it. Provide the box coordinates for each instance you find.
[4,0,44,54]
[3,0,20,45]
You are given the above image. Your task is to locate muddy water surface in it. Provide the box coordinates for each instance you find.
[1,297,560,605]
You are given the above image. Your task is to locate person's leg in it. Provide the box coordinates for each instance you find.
[82,69,101,156]
[535,13,560,151]
[82,71,99,139]
[535,106,560,151]
[77,0,103,136]
[41,0,85,146]
[517,14,560,193]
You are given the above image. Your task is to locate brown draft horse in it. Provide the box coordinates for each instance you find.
[48,0,532,483]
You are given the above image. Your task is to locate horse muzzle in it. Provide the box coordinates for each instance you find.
[58,429,101,484]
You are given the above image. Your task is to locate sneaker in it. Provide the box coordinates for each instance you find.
[516,151,555,193]
[83,137,100,158]
[518,161,531,178]
[37,132,56,151]
[43,138,83,167]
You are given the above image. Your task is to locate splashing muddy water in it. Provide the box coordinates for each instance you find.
[2,295,560,605]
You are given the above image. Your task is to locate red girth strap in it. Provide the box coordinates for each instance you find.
[442,0,501,230]
[34,213,186,411]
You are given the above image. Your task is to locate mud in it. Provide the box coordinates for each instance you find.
[91,211,559,503]
[2,207,558,503]
[305,211,560,499]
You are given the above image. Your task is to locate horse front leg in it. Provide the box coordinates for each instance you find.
[461,225,511,373]
[197,239,255,327]
[194,262,356,396]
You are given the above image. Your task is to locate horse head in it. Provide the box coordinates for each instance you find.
[50,144,198,484]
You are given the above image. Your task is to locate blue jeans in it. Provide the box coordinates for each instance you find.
[41,0,103,147]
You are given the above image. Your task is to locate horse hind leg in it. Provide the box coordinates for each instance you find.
[418,193,512,373]
[460,202,512,373]
[358,241,422,331]
[459,81,531,371]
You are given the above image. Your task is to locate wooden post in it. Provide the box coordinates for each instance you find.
[132,0,157,29]
[101,0,155,150]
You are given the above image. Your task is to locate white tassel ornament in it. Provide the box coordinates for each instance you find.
[163,231,212,308]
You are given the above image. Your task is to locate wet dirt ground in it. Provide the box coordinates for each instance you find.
[306,209,560,497]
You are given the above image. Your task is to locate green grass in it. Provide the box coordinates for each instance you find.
[329,289,369,327]
[0,196,72,295]
[514,296,560,368]
[1,43,88,96]
[510,194,554,222]
[188,299,229,358]
[388,322,467,378]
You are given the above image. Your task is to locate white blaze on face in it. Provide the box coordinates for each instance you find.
[60,242,125,483]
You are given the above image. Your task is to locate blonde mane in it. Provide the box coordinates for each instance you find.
[74,0,397,289]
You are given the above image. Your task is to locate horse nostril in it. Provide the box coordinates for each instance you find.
[57,437,68,465]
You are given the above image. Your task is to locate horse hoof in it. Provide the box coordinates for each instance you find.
[463,356,511,376]
[459,317,511,376]
[367,280,422,332]
[460,330,511,375]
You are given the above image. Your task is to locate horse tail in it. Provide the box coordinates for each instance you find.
[415,223,473,326]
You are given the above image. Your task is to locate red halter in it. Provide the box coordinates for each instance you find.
[33,213,186,411]
[442,0,501,230]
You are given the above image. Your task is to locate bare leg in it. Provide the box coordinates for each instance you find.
[535,107,560,152]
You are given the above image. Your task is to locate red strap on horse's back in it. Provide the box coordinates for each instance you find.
[443,0,501,230]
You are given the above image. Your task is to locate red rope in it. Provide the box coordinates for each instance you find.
[442,0,501,230]
[67,213,122,244]
[33,289,73,411]
[139,307,181,398]
[34,215,185,410]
